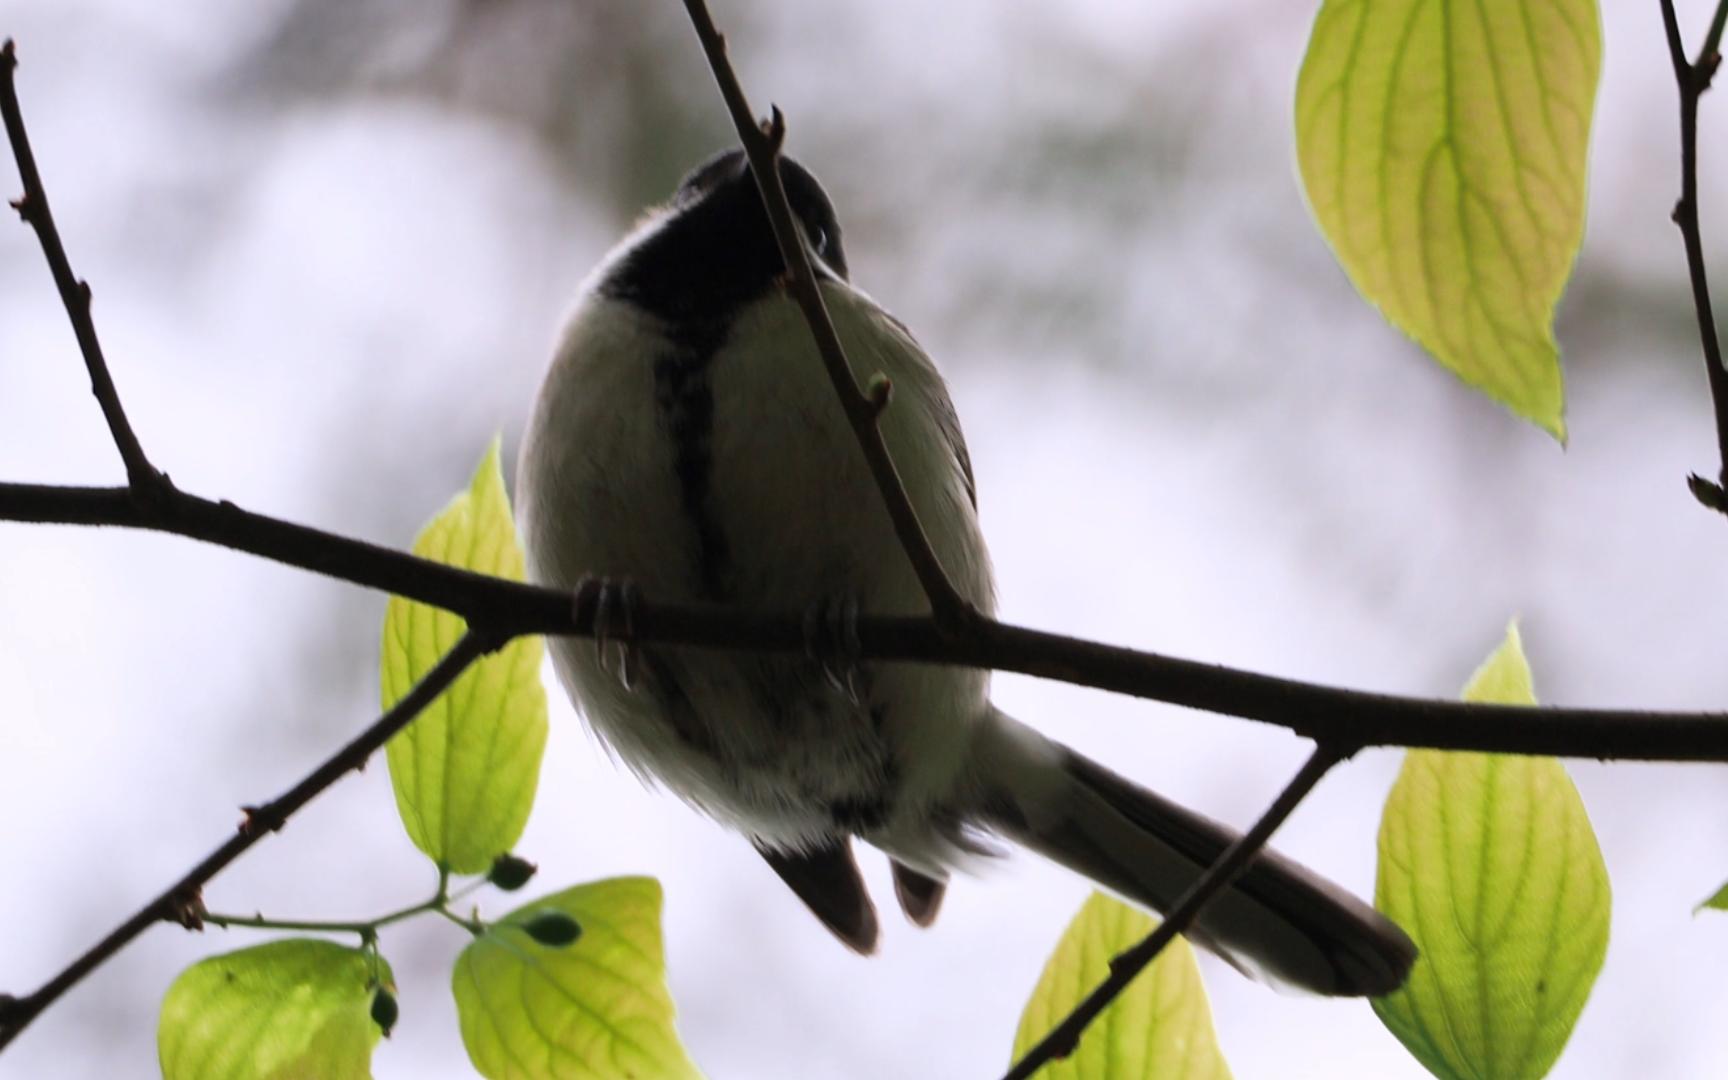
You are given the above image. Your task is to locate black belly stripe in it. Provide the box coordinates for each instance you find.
[651,331,730,598]
[641,651,720,759]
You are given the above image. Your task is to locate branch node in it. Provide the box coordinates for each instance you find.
[865,372,893,418]
[238,803,283,838]
[7,192,26,221]
[123,468,180,523]
[1703,51,1723,91]
[164,888,206,931]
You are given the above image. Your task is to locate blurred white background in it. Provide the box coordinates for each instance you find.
[4,0,1728,1076]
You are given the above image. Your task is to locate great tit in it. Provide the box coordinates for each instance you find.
[515,148,1415,996]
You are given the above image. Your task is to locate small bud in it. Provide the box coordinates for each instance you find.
[165,887,205,930]
[522,910,582,948]
[865,373,893,418]
[369,987,399,1038]
[764,105,787,151]
[488,853,538,892]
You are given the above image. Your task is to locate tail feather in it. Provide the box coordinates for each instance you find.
[891,860,947,927]
[980,715,1415,996]
[756,837,879,955]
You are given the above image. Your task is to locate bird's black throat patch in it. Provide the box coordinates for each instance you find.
[606,153,847,601]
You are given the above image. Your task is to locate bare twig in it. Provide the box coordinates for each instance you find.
[8,482,1728,760]
[0,631,498,1051]
[676,0,979,634]
[1656,2,1728,509]
[1002,745,1346,1080]
[1,40,163,496]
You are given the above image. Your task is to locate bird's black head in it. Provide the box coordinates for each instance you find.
[601,149,848,325]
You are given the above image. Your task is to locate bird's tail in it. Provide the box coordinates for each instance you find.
[975,710,1415,996]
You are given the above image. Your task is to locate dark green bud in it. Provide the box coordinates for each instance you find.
[487,853,538,892]
[370,987,399,1038]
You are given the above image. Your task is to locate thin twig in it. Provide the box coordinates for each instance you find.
[1704,0,1728,66]
[676,0,978,634]
[1001,745,1345,1080]
[1656,3,1728,509]
[0,631,498,1051]
[0,40,163,495]
[8,481,1728,760]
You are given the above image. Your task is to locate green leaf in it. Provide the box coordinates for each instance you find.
[1295,0,1602,440]
[452,877,701,1080]
[1373,625,1610,1079]
[383,437,548,874]
[1698,879,1728,914]
[1011,892,1231,1080]
[158,939,394,1080]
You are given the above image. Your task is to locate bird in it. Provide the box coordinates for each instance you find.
[514,147,1416,996]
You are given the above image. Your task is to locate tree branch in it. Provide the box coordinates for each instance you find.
[676,0,979,634]
[0,630,498,1052]
[1656,3,1728,511]
[1,40,163,495]
[1002,745,1346,1080]
[7,479,1728,761]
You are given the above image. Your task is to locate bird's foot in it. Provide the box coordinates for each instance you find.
[803,593,863,704]
[572,576,643,691]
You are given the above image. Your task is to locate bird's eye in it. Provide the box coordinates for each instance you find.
[812,224,829,256]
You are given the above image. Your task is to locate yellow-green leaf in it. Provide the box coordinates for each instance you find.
[1374,625,1610,1079]
[382,438,548,874]
[1698,880,1728,913]
[452,877,701,1080]
[1011,892,1231,1080]
[159,939,393,1080]
[1295,0,1602,440]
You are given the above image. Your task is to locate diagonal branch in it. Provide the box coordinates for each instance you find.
[1655,2,1728,511]
[676,0,979,634]
[1001,745,1347,1080]
[0,40,164,496]
[0,630,499,1052]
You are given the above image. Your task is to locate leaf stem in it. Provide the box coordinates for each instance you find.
[434,906,488,937]
[202,884,453,939]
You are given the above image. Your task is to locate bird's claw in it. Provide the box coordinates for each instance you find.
[573,576,643,691]
[804,594,863,703]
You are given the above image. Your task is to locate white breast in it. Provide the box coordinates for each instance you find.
[516,276,995,855]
